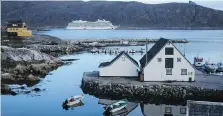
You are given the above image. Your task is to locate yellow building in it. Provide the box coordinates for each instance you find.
[7,20,32,37]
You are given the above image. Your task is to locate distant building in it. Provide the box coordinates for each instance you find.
[99,51,139,77]
[189,1,197,5]
[7,20,32,37]
[139,38,195,82]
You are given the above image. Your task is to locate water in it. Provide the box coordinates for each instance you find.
[2,29,223,116]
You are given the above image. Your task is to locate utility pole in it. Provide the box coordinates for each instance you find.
[146,38,148,63]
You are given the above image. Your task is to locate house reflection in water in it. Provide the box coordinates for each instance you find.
[140,103,186,116]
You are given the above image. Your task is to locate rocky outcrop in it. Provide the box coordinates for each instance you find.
[26,44,83,53]
[1,84,17,95]
[1,46,63,94]
[81,74,223,103]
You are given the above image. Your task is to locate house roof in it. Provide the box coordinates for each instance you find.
[7,20,25,28]
[99,51,138,68]
[140,38,169,68]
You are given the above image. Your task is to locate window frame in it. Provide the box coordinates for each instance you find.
[165,107,172,114]
[165,47,174,55]
[181,69,187,75]
[165,58,174,68]
[180,107,186,114]
[166,68,172,75]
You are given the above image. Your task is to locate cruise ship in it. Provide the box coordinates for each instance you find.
[66,19,118,30]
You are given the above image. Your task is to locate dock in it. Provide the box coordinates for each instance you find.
[66,38,189,46]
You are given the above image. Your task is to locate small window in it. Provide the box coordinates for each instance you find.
[165,48,174,55]
[166,69,172,75]
[181,69,187,75]
[165,107,172,113]
[157,58,162,62]
[180,107,186,114]
[122,57,125,61]
[177,58,181,62]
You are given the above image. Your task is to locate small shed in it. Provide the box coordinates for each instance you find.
[99,51,139,77]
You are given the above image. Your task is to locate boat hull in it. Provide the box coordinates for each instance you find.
[217,67,223,72]
[204,66,217,73]
[66,26,118,30]
[110,104,127,113]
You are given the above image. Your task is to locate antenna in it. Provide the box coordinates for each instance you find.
[184,43,186,56]
[146,38,148,64]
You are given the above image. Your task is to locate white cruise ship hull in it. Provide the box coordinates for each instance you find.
[66,26,118,30]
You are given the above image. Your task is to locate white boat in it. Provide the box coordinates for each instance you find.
[217,61,223,72]
[66,19,118,30]
[104,100,128,113]
[129,49,135,53]
[62,95,84,107]
[204,60,218,73]
[90,48,98,53]
[194,56,203,67]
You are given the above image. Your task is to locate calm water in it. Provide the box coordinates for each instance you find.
[2,30,223,116]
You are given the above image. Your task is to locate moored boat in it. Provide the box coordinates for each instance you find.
[204,60,218,73]
[217,61,223,72]
[104,100,128,114]
[193,56,203,67]
[62,95,84,107]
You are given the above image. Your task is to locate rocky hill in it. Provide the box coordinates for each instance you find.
[2,1,223,29]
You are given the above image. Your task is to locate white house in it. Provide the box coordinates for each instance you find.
[139,38,195,82]
[99,51,139,77]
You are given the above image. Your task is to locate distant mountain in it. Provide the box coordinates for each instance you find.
[1,1,223,29]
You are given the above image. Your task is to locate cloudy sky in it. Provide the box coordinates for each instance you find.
[84,0,223,10]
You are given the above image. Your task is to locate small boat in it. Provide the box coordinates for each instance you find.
[194,56,203,67]
[129,49,135,53]
[62,95,84,107]
[90,48,98,53]
[204,60,218,73]
[104,100,128,114]
[217,61,223,72]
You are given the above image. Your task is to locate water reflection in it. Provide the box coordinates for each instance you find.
[98,99,138,116]
[62,102,84,110]
[140,103,186,116]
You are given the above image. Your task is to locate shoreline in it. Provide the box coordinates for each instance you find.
[81,71,223,103]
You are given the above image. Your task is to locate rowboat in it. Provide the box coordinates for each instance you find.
[62,95,84,107]
[104,100,128,114]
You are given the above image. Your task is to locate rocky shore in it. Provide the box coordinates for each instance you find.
[81,72,223,104]
[1,46,63,95]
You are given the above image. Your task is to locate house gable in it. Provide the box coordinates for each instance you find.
[143,42,195,81]
[99,51,138,68]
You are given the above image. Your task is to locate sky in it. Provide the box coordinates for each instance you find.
[84,0,223,10]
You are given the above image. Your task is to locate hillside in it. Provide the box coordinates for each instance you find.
[1,1,223,29]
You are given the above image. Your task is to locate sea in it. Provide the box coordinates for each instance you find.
[2,29,223,116]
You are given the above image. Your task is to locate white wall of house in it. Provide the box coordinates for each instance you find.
[99,54,138,77]
[143,43,195,81]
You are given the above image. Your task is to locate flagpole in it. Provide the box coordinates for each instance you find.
[146,38,148,64]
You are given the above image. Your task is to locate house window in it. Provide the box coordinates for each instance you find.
[177,58,181,62]
[166,69,172,75]
[122,57,125,61]
[181,69,187,75]
[165,48,174,55]
[180,107,186,114]
[165,58,173,68]
[157,58,162,62]
[165,107,172,113]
